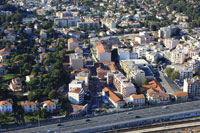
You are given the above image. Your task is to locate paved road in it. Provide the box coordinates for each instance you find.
[157,71,181,94]
[7,100,200,133]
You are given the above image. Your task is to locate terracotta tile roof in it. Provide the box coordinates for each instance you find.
[21,101,36,106]
[143,80,164,92]
[0,100,12,106]
[174,92,188,97]
[70,88,82,93]
[68,38,79,44]
[71,104,84,110]
[131,94,145,99]
[102,87,125,103]
[43,100,56,106]
[95,41,110,54]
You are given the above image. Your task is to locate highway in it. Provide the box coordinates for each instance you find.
[7,100,200,133]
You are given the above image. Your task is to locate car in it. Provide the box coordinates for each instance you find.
[135,116,141,118]
[85,119,91,122]
[57,124,63,126]
[127,112,132,114]
[162,106,168,109]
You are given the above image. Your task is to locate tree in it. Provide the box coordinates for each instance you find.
[102,104,108,109]
[142,78,148,85]
[170,71,179,81]
[64,111,68,119]
[165,68,174,77]
[48,90,58,99]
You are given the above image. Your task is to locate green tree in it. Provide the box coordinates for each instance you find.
[48,90,58,99]
[142,78,148,85]
[165,68,174,77]
[102,104,108,109]
[64,111,68,119]
[170,71,179,81]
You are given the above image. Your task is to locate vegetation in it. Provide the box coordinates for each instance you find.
[165,68,179,81]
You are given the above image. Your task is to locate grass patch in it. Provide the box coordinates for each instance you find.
[24,115,46,123]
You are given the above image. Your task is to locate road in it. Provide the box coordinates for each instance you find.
[7,100,200,133]
[155,71,181,94]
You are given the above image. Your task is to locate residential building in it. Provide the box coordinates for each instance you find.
[77,21,100,30]
[70,104,88,116]
[75,73,89,86]
[120,60,154,87]
[69,53,84,70]
[101,18,116,30]
[26,75,35,82]
[68,38,79,50]
[68,88,85,105]
[42,100,57,112]
[102,87,125,108]
[170,51,185,64]
[21,101,38,112]
[40,29,47,38]
[164,39,179,49]
[9,78,22,92]
[113,71,136,97]
[146,89,170,104]
[173,92,188,102]
[183,78,200,97]
[69,80,85,91]
[127,94,145,105]
[54,17,80,28]
[94,41,111,62]
[0,100,13,113]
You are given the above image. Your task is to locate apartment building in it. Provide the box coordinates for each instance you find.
[9,78,22,92]
[75,73,89,86]
[164,38,179,49]
[94,41,111,62]
[183,78,200,97]
[69,53,84,70]
[42,100,57,113]
[120,60,154,87]
[68,88,85,105]
[69,80,85,92]
[170,51,185,64]
[77,21,100,30]
[173,92,188,102]
[113,71,136,97]
[54,17,80,28]
[127,94,145,105]
[68,38,79,50]
[102,87,125,108]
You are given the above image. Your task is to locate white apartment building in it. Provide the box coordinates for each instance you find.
[170,51,185,64]
[113,71,136,97]
[0,100,13,113]
[146,51,159,63]
[21,101,38,113]
[164,39,179,49]
[94,41,111,62]
[69,53,84,70]
[54,17,80,28]
[77,21,100,30]
[9,78,22,92]
[101,18,116,30]
[68,38,79,50]
[69,80,85,91]
[183,78,200,97]
[68,88,85,105]
[75,73,89,86]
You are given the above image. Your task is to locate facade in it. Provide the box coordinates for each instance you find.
[68,88,85,105]
[102,87,125,108]
[21,101,38,112]
[68,38,79,50]
[113,71,136,97]
[170,51,185,64]
[128,94,145,105]
[42,100,57,112]
[75,73,89,86]
[69,80,85,91]
[146,89,170,104]
[54,17,80,28]
[94,41,111,62]
[164,39,179,49]
[9,78,22,92]
[69,53,84,70]
[173,92,188,102]
[0,100,13,113]
[77,21,100,30]
[183,78,200,97]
